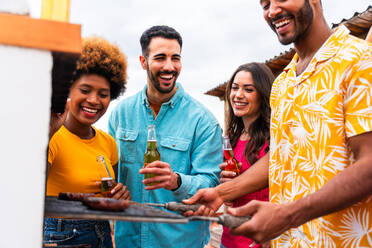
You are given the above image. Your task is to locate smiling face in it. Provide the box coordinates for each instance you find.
[260,0,314,45]
[229,71,261,121]
[67,74,111,128]
[140,37,181,95]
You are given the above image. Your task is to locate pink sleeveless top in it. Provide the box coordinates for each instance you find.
[221,139,269,248]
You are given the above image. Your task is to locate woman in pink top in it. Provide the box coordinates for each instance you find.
[220,63,274,248]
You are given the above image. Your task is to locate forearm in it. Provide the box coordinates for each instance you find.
[288,151,372,228]
[174,172,219,200]
[217,153,269,201]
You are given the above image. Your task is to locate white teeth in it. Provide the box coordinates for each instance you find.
[82,107,98,113]
[235,102,247,106]
[160,74,173,80]
[274,19,290,28]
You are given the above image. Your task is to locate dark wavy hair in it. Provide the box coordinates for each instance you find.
[140,25,182,57]
[226,63,274,165]
[72,36,128,100]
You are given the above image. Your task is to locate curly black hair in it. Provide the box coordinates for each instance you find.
[140,25,182,57]
[72,36,128,100]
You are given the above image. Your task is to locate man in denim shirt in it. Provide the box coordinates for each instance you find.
[108,25,223,248]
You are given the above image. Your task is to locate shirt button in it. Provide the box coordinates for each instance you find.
[172,144,176,147]
[124,135,128,138]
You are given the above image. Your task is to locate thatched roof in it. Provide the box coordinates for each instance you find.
[205,5,372,100]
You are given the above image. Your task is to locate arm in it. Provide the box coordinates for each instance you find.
[229,131,372,243]
[49,99,69,139]
[288,131,372,226]
[175,123,223,199]
[217,152,269,201]
[141,122,223,200]
[183,153,269,212]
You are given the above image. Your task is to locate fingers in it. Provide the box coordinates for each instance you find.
[227,200,258,217]
[140,162,179,190]
[182,190,203,205]
[182,205,215,217]
[193,205,215,217]
[142,174,173,190]
[220,170,237,178]
[140,160,169,170]
[227,201,263,239]
[140,162,172,187]
[140,167,170,175]
[219,162,227,170]
[111,183,131,200]
[220,170,237,183]
[183,188,223,212]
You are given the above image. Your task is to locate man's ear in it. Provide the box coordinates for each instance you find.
[139,55,147,70]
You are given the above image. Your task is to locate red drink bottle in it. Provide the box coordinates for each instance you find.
[222,136,240,174]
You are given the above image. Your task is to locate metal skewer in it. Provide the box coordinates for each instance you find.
[189,214,251,229]
[143,202,201,212]
[133,201,251,228]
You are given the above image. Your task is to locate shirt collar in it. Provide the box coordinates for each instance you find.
[283,25,350,74]
[142,82,184,108]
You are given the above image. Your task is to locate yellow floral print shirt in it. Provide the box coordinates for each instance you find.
[269,25,372,247]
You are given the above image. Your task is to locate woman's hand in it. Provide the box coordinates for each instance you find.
[110,182,131,200]
[49,99,70,139]
[219,162,240,183]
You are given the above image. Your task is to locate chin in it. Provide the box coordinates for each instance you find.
[233,111,245,118]
[80,117,99,126]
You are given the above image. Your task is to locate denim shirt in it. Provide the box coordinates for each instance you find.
[108,83,222,248]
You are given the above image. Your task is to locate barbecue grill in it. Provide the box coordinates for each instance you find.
[44,196,189,224]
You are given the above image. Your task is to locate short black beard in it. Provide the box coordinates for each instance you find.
[292,0,313,44]
[272,0,314,45]
[146,63,177,94]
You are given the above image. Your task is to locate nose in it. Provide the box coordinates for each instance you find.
[236,87,244,98]
[86,93,99,105]
[163,58,175,71]
[268,1,281,19]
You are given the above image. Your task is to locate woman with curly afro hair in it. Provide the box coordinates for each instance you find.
[44,37,130,248]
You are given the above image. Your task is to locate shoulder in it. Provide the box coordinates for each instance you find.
[338,34,372,62]
[109,92,142,127]
[338,35,372,82]
[95,128,117,145]
[112,92,142,114]
[180,92,219,126]
[49,126,70,145]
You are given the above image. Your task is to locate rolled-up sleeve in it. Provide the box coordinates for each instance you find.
[173,121,222,200]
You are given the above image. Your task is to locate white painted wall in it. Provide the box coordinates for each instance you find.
[0,0,29,15]
[0,44,52,247]
[0,1,51,247]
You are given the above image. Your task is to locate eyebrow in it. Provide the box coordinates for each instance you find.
[153,53,181,58]
[80,84,110,91]
[232,82,255,87]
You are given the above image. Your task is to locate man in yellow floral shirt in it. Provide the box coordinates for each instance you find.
[185,0,372,247]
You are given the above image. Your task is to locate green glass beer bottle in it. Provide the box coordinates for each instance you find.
[143,124,160,186]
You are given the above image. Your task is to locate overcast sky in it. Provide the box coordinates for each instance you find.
[29,0,371,130]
